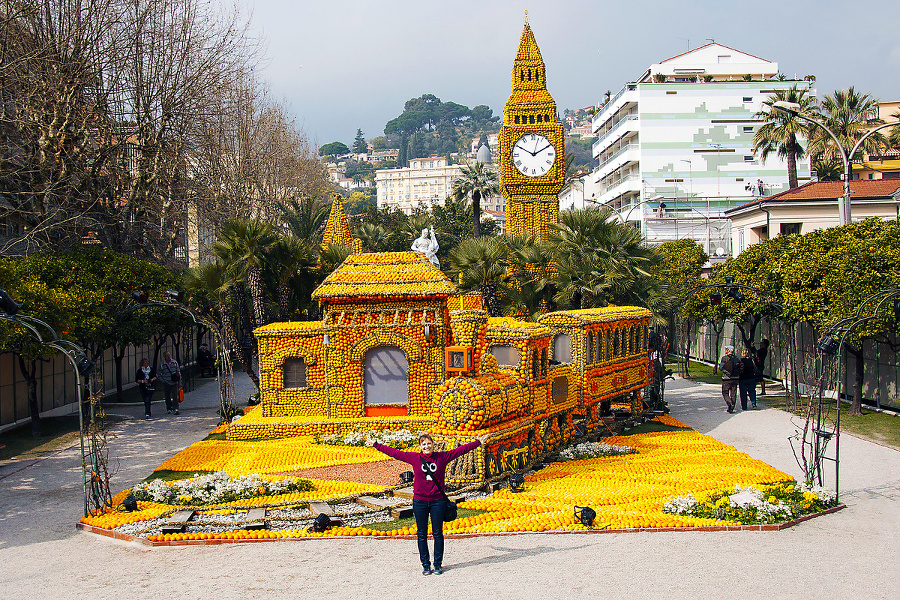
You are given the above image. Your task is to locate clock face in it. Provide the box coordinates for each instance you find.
[512,133,556,177]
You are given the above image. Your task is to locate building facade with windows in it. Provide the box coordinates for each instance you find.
[726,179,900,255]
[375,156,462,214]
[591,43,813,256]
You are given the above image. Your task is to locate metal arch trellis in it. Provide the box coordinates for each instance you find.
[673,278,784,372]
[116,299,238,425]
[810,288,900,502]
[0,311,105,517]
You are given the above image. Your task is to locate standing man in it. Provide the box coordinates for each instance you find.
[720,345,741,413]
[158,351,181,415]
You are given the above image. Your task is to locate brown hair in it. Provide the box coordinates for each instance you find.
[418,433,434,445]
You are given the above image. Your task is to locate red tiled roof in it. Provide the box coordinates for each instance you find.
[728,179,900,212]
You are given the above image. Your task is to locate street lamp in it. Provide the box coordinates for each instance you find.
[709,144,723,199]
[772,101,899,226]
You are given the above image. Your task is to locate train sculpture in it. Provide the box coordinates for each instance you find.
[233,251,653,484]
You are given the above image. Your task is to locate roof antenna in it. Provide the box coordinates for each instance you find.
[706,38,715,44]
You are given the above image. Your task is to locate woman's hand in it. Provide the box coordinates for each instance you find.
[476,432,491,445]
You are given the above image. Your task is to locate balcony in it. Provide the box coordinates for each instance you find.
[594,143,640,181]
[592,84,638,132]
[595,173,641,205]
[592,115,639,156]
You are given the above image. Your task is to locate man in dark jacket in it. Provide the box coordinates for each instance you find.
[720,345,741,413]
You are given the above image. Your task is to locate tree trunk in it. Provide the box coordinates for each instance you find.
[472,190,481,239]
[247,264,267,326]
[847,344,864,416]
[16,355,42,437]
[788,323,799,407]
[479,280,499,317]
[113,344,127,402]
[278,280,290,320]
[787,151,798,190]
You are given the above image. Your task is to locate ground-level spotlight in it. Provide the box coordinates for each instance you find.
[709,292,722,306]
[399,471,414,484]
[509,473,525,493]
[574,505,596,528]
[132,290,149,303]
[75,350,96,377]
[309,513,340,533]
[120,494,139,512]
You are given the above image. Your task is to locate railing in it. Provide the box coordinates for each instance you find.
[593,114,639,155]
[593,83,638,127]
[597,172,640,195]
[597,143,639,174]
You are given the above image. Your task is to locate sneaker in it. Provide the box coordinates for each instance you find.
[726,407,733,413]
[144,414,151,420]
[174,410,180,415]
[167,410,172,414]
[433,566,444,575]
[752,403,757,409]
[422,567,432,576]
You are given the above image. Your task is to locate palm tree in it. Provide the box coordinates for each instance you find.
[353,222,391,252]
[812,159,843,182]
[807,87,886,166]
[213,219,277,329]
[888,112,900,150]
[452,161,499,239]
[277,196,330,240]
[319,242,354,275]
[264,235,315,321]
[504,233,557,318]
[183,261,258,388]
[447,236,508,317]
[550,207,659,310]
[753,86,814,189]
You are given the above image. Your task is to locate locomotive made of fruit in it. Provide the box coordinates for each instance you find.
[239,252,651,484]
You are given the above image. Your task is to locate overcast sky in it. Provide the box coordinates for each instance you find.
[238,0,900,147]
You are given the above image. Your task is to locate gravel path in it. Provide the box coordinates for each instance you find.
[0,373,897,600]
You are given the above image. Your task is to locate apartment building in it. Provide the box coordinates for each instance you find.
[375,156,462,214]
[591,43,813,256]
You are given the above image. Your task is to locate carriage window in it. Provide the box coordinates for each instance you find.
[613,329,620,357]
[490,345,521,369]
[282,358,307,388]
[597,330,603,363]
[552,333,573,363]
[586,331,594,364]
[541,349,547,378]
[532,349,540,380]
[552,376,568,404]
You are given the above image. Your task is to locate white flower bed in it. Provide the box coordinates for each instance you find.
[130,471,312,506]
[317,428,419,449]
[558,441,636,461]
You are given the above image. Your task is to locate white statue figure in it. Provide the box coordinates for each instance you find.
[411,226,440,268]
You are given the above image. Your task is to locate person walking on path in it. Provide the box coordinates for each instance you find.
[739,347,758,410]
[135,358,157,419]
[756,338,770,395]
[368,432,490,575]
[720,345,741,413]
[158,351,181,415]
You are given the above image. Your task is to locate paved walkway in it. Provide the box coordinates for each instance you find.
[0,375,897,599]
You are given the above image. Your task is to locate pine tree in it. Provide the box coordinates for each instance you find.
[352,128,367,153]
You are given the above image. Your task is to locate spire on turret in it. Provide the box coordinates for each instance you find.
[321,192,354,253]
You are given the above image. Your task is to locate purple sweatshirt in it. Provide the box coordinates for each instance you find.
[373,440,481,501]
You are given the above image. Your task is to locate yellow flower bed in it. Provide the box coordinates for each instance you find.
[155,436,389,475]
[449,430,792,532]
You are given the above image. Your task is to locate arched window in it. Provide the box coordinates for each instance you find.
[553,333,573,364]
[282,358,307,389]
[541,349,547,378]
[532,349,540,380]
[597,329,604,362]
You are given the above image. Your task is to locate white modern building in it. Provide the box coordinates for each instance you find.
[591,43,813,257]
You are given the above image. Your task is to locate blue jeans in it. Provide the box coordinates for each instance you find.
[140,386,153,416]
[739,379,757,410]
[412,499,445,569]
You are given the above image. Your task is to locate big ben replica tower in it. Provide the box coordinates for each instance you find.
[499,17,565,241]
